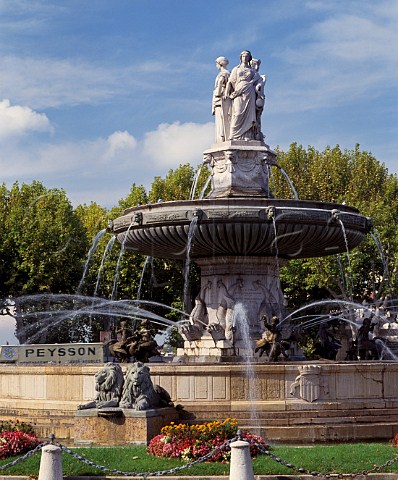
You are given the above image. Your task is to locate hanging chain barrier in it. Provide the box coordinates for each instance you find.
[255,441,398,479]
[0,431,397,478]
[0,441,48,471]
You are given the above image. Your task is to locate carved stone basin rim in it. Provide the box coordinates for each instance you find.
[112,198,372,260]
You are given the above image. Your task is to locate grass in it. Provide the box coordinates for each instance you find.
[0,443,397,476]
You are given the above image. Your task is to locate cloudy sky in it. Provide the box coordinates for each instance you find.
[1,0,397,208]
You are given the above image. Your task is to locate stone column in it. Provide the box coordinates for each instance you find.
[229,440,254,480]
[38,444,63,480]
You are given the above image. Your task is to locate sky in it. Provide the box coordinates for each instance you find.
[0,0,397,343]
[0,0,397,209]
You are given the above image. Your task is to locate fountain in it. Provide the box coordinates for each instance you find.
[1,50,398,444]
[112,50,371,360]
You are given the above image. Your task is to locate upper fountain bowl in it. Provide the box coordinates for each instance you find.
[112,198,372,260]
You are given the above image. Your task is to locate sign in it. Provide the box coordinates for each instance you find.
[7,343,104,364]
[0,345,19,362]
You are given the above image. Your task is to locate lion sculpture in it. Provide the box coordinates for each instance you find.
[120,362,174,411]
[77,362,124,410]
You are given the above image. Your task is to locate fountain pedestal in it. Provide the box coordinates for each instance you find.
[179,256,290,359]
[203,140,277,198]
[74,407,177,445]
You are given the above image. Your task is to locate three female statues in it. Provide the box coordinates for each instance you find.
[212,50,266,143]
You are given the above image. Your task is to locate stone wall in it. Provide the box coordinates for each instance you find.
[0,362,397,443]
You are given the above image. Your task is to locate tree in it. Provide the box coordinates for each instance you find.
[271,144,398,308]
[0,182,89,343]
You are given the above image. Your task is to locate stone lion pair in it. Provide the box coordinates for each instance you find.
[77,362,173,411]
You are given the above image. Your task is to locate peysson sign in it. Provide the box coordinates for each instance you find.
[0,343,104,364]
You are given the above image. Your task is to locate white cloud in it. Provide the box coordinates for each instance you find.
[143,122,213,167]
[0,121,212,206]
[105,131,137,160]
[273,1,398,112]
[0,99,52,139]
[0,55,201,110]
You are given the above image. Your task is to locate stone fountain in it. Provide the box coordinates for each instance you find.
[112,50,371,360]
[0,51,397,445]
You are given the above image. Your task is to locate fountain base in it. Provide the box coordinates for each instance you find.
[74,407,177,445]
[179,256,295,359]
[0,363,397,443]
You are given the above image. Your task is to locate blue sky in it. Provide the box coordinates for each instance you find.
[1,0,397,209]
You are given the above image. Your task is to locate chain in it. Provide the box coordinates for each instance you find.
[0,442,48,471]
[0,435,397,479]
[256,442,398,478]
[57,436,238,478]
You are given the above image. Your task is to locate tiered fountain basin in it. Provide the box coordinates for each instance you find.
[113,197,372,358]
[112,198,371,259]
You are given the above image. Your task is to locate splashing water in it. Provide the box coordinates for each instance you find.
[13,293,189,345]
[370,230,393,298]
[112,221,134,300]
[233,303,259,422]
[274,165,299,200]
[198,175,212,199]
[94,235,116,297]
[76,229,107,294]
[182,216,199,312]
[338,218,354,300]
[137,256,152,301]
[190,165,202,200]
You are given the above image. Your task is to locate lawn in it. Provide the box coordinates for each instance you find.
[0,443,397,477]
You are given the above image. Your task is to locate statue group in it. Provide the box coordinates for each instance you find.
[212,50,266,143]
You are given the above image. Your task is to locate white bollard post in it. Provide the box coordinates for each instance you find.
[38,444,63,480]
[229,440,255,480]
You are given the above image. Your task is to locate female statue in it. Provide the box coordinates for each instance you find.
[225,50,260,141]
[212,56,231,143]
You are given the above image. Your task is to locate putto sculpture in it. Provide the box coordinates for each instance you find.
[108,319,160,363]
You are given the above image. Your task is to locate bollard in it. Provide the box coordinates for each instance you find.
[38,444,63,480]
[229,440,255,480]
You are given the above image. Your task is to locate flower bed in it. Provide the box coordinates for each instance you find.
[148,418,268,462]
[0,419,41,459]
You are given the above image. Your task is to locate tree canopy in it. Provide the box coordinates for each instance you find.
[1,144,397,344]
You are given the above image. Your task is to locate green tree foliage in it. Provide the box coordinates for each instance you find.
[271,144,398,307]
[0,181,89,343]
[3,148,397,345]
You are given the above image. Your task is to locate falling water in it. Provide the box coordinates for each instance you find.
[376,339,398,361]
[370,230,393,297]
[14,293,189,344]
[270,217,283,317]
[198,175,212,199]
[336,254,347,297]
[274,165,299,200]
[93,236,116,297]
[137,256,152,300]
[182,215,199,312]
[76,229,107,294]
[111,221,134,300]
[338,219,354,300]
[190,165,202,200]
[233,303,259,423]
